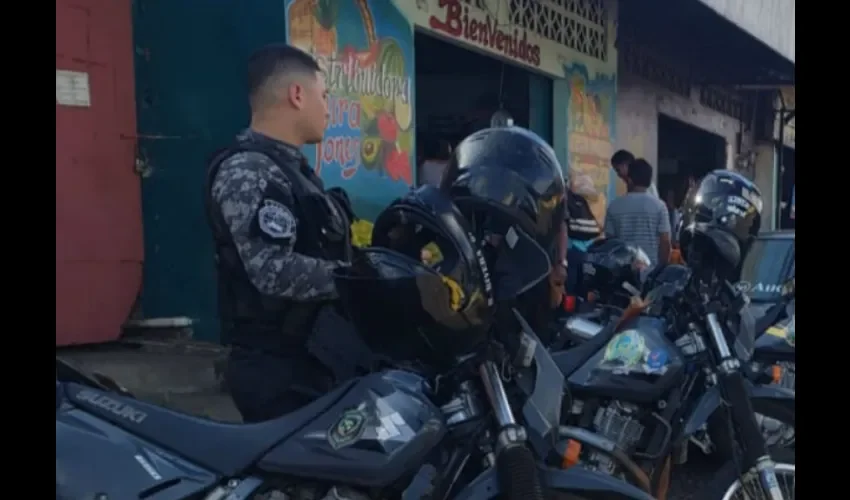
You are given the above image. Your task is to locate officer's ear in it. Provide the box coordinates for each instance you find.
[287,81,305,110]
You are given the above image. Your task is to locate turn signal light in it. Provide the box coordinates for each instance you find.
[561,439,582,469]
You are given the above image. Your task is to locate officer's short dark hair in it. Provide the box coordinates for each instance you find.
[610,149,635,167]
[247,44,321,109]
[628,159,653,188]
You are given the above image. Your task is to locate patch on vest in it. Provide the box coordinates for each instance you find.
[258,199,296,240]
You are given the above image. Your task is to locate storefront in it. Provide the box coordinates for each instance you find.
[132,0,617,341]
[615,0,794,226]
[773,87,795,230]
[615,43,751,201]
[286,0,618,224]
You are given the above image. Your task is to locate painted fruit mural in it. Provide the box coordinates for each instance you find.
[287,0,415,231]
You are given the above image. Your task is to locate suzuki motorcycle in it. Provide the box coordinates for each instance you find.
[56,310,657,500]
[550,270,795,500]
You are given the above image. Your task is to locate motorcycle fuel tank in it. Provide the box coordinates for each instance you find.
[57,392,218,500]
[258,370,446,488]
[567,316,685,404]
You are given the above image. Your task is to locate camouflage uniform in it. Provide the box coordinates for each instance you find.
[210,130,343,301]
[207,129,352,422]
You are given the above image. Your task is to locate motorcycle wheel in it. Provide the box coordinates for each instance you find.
[708,397,795,459]
[697,448,795,500]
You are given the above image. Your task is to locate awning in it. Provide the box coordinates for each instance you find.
[618,0,794,86]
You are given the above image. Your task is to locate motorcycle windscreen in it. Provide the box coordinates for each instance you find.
[739,236,795,302]
[453,194,557,302]
[488,226,552,300]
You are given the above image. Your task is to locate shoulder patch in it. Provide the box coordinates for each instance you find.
[257,199,297,240]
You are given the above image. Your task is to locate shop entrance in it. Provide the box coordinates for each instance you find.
[657,114,727,211]
[414,32,552,185]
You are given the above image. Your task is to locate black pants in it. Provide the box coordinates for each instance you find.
[565,246,586,296]
[225,347,334,423]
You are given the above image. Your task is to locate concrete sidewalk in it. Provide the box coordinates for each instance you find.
[58,340,241,422]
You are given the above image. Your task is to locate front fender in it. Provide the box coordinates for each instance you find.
[452,465,655,500]
[683,379,795,437]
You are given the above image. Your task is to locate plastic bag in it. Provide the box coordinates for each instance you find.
[569,169,599,199]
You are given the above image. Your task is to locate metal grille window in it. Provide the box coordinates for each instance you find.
[508,0,608,61]
[621,43,691,98]
[699,86,750,123]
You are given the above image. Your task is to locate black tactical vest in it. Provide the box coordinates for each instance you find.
[204,138,352,354]
[566,193,601,242]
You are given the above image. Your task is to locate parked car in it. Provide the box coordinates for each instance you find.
[738,230,795,308]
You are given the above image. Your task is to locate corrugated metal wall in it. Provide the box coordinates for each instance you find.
[56,0,142,346]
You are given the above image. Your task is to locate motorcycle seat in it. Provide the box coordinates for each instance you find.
[63,379,357,477]
[552,320,617,377]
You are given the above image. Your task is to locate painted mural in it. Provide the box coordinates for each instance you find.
[286,0,415,226]
[564,63,616,224]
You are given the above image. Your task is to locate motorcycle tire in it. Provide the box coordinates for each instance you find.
[707,397,795,460]
[696,448,795,500]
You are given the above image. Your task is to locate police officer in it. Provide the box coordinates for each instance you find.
[205,44,362,423]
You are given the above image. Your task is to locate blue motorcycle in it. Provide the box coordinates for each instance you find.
[57,311,655,499]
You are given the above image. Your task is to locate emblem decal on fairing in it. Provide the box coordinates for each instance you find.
[328,404,368,449]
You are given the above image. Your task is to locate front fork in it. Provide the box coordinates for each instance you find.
[705,312,785,500]
[479,361,545,500]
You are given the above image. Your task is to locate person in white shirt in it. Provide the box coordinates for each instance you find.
[611,149,658,198]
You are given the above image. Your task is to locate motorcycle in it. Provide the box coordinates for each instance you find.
[557,262,796,454]
[702,277,795,459]
[748,276,795,390]
[549,268,795,500]
[56,307,657,500]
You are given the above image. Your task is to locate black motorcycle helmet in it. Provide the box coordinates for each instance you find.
[332,185,494,371]
[440,126,567,302]
[678,170,762,283]
[581,238,651,308]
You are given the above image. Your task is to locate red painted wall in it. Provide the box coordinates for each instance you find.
[56,0,143,346]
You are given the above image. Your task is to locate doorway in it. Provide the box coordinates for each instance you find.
[657,114,727,210]
[777,146,795,230]
[414,32,552,185]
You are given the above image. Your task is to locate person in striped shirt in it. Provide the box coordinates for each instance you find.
[611,149,659,198]
[604,159,671,267]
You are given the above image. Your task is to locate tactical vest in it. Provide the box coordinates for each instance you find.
[566,193,601,243]
[204,139,352,354]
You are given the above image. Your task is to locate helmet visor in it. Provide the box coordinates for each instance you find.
[477,216,552,301]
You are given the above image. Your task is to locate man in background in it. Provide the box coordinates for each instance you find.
[611,149,659,198]
[604,159,671,267]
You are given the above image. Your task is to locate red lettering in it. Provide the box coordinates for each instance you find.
[348,102,361,128]
[468,19,479,42]
[320,136,362,178]
[428,0,462,37]
[428,0,541,67]
[328,97,349,128]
